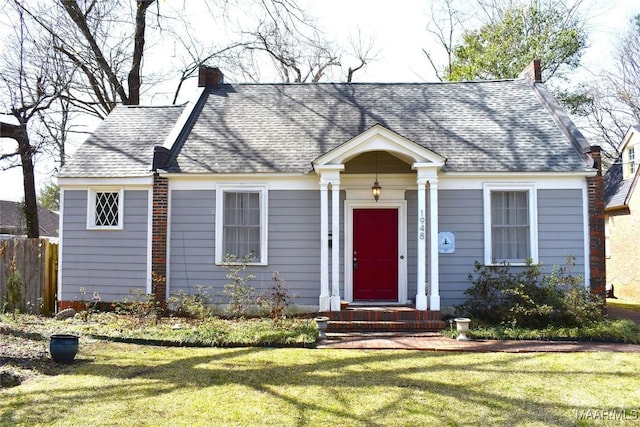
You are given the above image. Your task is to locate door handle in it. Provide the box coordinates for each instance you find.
[353,257,358,270]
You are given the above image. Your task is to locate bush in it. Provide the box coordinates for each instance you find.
[257,272,295,321]
[168,286,214,320]
[221,254,257,318]
[457,257,604,328]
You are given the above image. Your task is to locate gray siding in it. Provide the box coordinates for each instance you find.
[435,188,586,309]
[169,190,323,305]
[61,189,149,301]
[537,189,585,270]
[437,190,485,308]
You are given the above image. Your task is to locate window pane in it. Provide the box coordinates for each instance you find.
[223,191,261,260]
[491,191,529,260]
[95,192,119,226]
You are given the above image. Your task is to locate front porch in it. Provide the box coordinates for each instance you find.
[313,125,447,313]
[320,305,446,333]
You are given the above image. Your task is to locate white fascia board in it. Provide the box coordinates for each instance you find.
[162,171,592,192]
[165,173,320,191]
[58,176,154,188]
[438,172,593,190]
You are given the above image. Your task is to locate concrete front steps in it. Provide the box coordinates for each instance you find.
[320,305,446,333]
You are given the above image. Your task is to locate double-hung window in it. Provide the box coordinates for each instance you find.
[215,185,267,264]
[484,183,537,265]
[87,188,123,230]
[627,146,636,178]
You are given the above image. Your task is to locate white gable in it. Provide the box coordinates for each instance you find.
[312,124,446,171]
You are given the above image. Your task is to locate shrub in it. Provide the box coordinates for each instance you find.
[168,286,214,320]
[221,254,257,318]
[257,272,295,321]
[114,289,160,326]
[457,257,604,328]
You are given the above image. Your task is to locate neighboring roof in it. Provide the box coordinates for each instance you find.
[604,161,632,209]
[0,200,59,237]
[62,79,592,178]
[59,105,186,178]
[604,125,640,210]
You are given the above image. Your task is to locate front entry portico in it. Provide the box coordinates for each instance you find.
[313,124,445,312]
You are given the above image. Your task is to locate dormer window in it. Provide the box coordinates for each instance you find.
[628,146,636,178]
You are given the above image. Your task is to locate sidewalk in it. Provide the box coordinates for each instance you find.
[317,332,640,352]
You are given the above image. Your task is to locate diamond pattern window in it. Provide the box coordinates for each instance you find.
[95,192,120,226]
[88,188,123,229]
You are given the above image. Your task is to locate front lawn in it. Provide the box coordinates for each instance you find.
[2,340,640,426]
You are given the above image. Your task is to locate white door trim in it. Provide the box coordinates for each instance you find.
[344,199,408,303]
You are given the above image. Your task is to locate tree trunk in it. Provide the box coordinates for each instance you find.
[0,122,39,238]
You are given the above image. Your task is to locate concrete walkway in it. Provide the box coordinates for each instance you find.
[317,333,640,352]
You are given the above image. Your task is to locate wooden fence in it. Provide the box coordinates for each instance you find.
[0,238,58,315]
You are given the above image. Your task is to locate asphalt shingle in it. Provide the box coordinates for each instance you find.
[172,80,589,174]
[61,79,591,178]
[60,105,186,178]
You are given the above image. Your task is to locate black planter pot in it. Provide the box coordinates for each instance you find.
[50,334,79,364]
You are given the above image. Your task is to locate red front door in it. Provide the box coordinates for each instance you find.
[353,209,398,301]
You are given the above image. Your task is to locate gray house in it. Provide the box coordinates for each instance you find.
[57,62,605,315]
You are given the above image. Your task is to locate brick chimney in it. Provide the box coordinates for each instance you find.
[518,59,542,83]
[198,65,224,88]
[587,145,606,301]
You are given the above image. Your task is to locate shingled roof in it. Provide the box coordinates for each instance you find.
[604,125,640,210]
[60,105,186,178]
[0,200,59,237]
[60,77,592,178]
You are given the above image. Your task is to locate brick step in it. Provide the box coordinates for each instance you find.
[327,320,446,333]
[320,307,442,322]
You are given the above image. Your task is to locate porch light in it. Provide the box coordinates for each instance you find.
[372,181,382,202]
[372,151,382,202]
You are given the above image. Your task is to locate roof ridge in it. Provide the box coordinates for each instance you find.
[220,79,519,87]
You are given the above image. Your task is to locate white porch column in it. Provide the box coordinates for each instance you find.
[428,180,440,311]
[415,176,428,310]
[316,166,344,312]
[319,181,330,311]
[330,182,341,311]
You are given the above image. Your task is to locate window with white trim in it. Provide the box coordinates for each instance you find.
[484,184,537,265]
[627,146,636,178]
[87,188,123,229]
[215,185,267,264]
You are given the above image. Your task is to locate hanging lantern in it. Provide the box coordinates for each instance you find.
[372,151,382,202]
[372,180,382,202]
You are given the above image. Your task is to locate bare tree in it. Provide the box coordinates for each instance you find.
[0,4,70,237]
[346,29,378,83]
[582,15,640,158]
[423,0,469,82]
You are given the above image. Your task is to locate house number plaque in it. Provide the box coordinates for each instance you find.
[419,210,425,240]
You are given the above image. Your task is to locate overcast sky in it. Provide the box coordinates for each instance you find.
[1,0,638,203]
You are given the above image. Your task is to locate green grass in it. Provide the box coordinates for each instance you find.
[77,314,318,347]
[442,319,640,344]
[608,299,640,312]
[2,313,318,348]
[2,341,640,426]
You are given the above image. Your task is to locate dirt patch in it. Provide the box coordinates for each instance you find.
[0,321,61,388]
